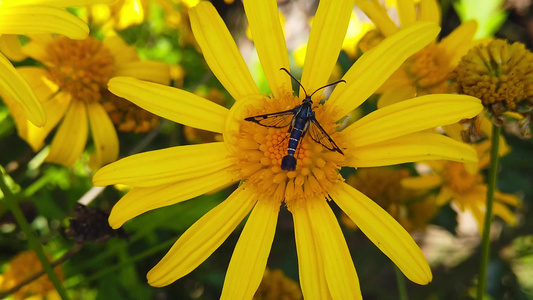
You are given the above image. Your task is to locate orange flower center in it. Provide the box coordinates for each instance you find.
[443,162,482,194]
[45,37,115,103]
[235,91,344,208]
[101,93,160,133]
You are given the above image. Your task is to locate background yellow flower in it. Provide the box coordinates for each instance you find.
[3,34,170,167]
[0,0,114,127]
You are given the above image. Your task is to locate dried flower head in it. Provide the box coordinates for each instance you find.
[451,39,533,137]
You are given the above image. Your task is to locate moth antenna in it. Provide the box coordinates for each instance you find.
[309,79,346,98]
[280,68,309,97]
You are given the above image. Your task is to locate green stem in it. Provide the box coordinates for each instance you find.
[20,170,58,198]
[477,125,501,300]
[394,265,408,300]
[0,168,69,300]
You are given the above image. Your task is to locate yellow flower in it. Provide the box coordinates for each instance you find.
[0,0,113,127]
[88,0,148,31]
[2,35,170,168]
[402,141,520,231]
[94,1,483,298]
[355,0,478,108]
[0,251,63,300]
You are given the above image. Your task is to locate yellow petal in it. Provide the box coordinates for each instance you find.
[147,186,257,287]
[23,92,71,151]
[46,100,88,166]
[442,122,464,142]
[345,132,478,167]
[439,20,477,65]
[354,0,398,37]
[114,61,170,85]
[307,199,362,300]
[22,35,54,62]
[342,94,482,147]
[397,0,416,28]
[331,182,432,285]
[300,0,354,93]
[328,22,440,120]
[1,67,63,149]
[0,35,26,61]
[435,187,454,205]
[401,173,443,190]
[108,168,240,228]
[377,84,416,108]
[242,0,290,97]
[87,102,119,169]
[103,35,139,67]
[467,200,485,231]
[108,77,228,133]
[93,142,234,187]
[0,6,88,40]
[493,201,516,226]
[418,0,441,24]
[292,204,331,300]
[221,200,279,300]
[0,54,45,127]
[114,0,145,29]
[494,191,520,206]
[189,1,259,101]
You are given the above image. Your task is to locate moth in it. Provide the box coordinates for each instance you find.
[245,68,344,171]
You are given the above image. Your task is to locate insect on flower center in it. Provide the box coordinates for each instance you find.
[235,91,344,208]
[45,37,115,103]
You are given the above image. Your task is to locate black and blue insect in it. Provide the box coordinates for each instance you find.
[245,68,345,171]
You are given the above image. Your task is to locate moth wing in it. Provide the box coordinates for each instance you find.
[244,108,297,128]
[308,117,343,154]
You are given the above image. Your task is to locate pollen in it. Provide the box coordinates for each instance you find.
[235,92,344,208]
[45,37,115,103]
[101,93,160,133]
[450,39,533,112]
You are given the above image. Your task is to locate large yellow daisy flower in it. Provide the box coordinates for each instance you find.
[2,34,170,168]
[94,1,483,299]
[355,0,478,108]
[0,0,113,127]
